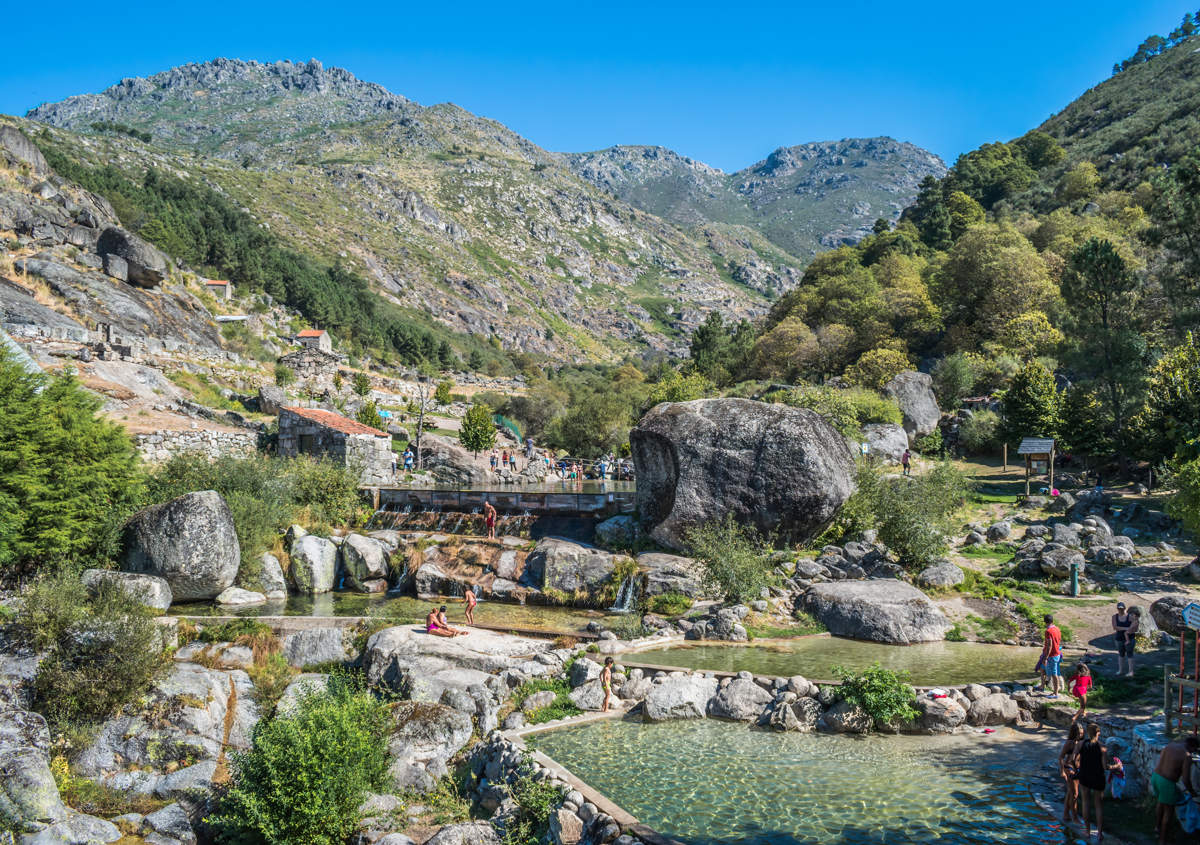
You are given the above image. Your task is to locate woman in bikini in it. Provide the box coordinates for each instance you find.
[426,607,456,638]
[464,586,477,626]
[601,657,614,712]
[1060,722,1084,824]
[437,605,468,636]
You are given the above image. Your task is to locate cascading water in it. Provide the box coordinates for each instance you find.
[609,574,639,613]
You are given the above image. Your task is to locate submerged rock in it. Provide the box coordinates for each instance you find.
[631,398,855,551]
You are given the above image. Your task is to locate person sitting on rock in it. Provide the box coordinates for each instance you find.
[426,607,457,638]
[436,605,468,636]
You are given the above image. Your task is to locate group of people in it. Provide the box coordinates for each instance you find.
[424,586,478,637]
[489,449,521,474]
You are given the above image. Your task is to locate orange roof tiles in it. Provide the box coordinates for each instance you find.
[205,279,230,285]
[297,329,326,338]
[283,407,388,437]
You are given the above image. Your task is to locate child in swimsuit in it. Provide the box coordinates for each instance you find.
[464,587,477,625]
[1070,663,1094,719]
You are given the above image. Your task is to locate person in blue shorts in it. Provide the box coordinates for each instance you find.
[1042,614,1064,698]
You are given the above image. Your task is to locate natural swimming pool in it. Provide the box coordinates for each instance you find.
[627,638,1044,686]
[528,718,1061,844]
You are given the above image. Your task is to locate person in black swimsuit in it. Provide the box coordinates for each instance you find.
[1074,722,1108,841]
[1112,602,1135,677]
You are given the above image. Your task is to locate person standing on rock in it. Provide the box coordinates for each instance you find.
[1042,614,1064,698]
[601,656,614,713]
[1112,601,1136,676]
[483,501,497,539]
[464,585,477,626]
[1154,735,1199,844]
[902,449,912,476]
[489,450,498,472]
[1073,722,1108,841]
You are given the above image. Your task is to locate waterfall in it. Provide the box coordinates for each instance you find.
[609,575,639,613]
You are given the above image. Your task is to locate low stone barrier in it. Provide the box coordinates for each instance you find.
[135,429,258,462]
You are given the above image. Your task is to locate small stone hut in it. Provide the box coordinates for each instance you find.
[276,347,341,392]
[277,407,394,485]
[204,279,233,300]
[297,328,332,352]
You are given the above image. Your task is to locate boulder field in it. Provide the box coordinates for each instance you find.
[631,398,855,552]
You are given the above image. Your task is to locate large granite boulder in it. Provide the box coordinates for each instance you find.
[256,384,287,416]
[522,537,616,594]
[916,560,964,590]
[862,423,909,463]
[1151,596,1189,636]
[96,226,169,288]
[911,696,968,733]
[643,674,718,722]
[882,371,940,444]
[282,627,353,669]
[424,823,502,845]
[0,126,49,176]
[386,701,473,792]
[289,535,337,595]
[801,581,949,644]
[119,491,239,601]
[81,569,173,611]
[422,434,486,486]
[257,552,287,600]
[708,677,773,722]
[967,693,1019,726]
[631,399,855,551]
[341,534,390,592]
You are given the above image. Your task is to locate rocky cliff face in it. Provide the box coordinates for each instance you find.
[23,59,802,359]
[566,138,947,259]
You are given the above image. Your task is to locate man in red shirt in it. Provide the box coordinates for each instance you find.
[1042,614,1064,698]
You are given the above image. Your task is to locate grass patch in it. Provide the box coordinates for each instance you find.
[971,491,1020,504]
[51,756,168,817]
[512,678,580,724]
[745,610,827,639]
[1081,666,1160,708]
[964,613,1020,641]
[645,592,693,616]
[198,619,272,643]
[958,544,1015,562]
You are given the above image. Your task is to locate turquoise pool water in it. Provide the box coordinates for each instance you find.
[629,638,1043,686]
[528,719,1061,844]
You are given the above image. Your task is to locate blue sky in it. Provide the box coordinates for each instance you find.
[1,1,1195,171]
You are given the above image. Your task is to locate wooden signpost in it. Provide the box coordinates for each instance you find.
[1016,437,1055,498]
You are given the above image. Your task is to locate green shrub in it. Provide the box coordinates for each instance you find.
[21,573,169,733]
[958,409,1002,454]
[207,673,390,845]
[833,663,918,729]
[645,592,692,616]
[684,514,772,603]
[199,619,273,644]
[913,428,944,456]
[766,384,902,437]
[511,679,580,724]
[499,758,562,844]
[0,349,142,576]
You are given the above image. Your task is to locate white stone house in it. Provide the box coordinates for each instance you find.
[297,329,332,353]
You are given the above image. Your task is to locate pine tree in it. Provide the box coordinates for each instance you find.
[458,404,496,457]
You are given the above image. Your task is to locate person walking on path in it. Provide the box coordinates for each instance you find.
[1042,614,1064,698]
[1073,722,1108,841]
[464,586,477,626]
[601,656,614,713]
[901,449,912,476]
[483,501,497,540]
[1070,663,1094,720]
[1112,602,1137,676]
[1060,722,1084,825]
[1154,735,1198,844]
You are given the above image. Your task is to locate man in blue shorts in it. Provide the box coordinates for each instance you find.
[1042,614,1063,698]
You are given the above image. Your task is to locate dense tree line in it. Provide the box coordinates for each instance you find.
[1112,12,1199,74]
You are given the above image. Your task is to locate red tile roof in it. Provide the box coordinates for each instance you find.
[297,329,326,338]
[283,407,388,437]
[205,279,230,286]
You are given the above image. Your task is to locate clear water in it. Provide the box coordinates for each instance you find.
[171,592,618,634]
[528,719,1062,844]
[629,639,1043,686]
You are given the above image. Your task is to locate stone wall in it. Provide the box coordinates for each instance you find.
[135,429,259,463]
[277,347,342,391]
[278,408,394,485]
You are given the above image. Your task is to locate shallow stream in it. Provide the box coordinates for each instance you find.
[629,638,1044,686]
[528,719,1061,844]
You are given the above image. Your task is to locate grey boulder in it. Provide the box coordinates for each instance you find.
[882,371,940,443]
[637,552,703,598]
[708,678,773,722]
[423,823,502,845]
[81,569,173,611]
[643,674,718,722]
[96,226,168,287]
[341,534,390,592]
[631,398,855,551]
[282,627,352,669]
[862,423,909,463]
[916,561,964,590]
[801,581,949,644]
[522,537,615,594]
[119,491,239,601]
[289,535,337,595]
[387,701,473,793]
[967,694,1019,726]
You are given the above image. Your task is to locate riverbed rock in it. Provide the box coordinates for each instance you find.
[0,746,67,834]
[282,627,353,669]
[643,674,719,722]
[916,561,964,590]
[119,490,240,601]
[862,423,910,463]
[637,552,703,597]
[522,690,559,712]
[594,515,636,549]
[801,581,949,644]
[631,398,855,551]
[882,371,940,443]
[967,693,1019,726]
[1040,547,1086,579]
[820,699,872,733]
[767,695,823,732]
[96,226,169,288]
[568,680,608,711]
[342,534,391,592]
[20,813,122,843]
[215,587,266,606]
[522,538,616,594]
[708,678,773,722]
[289,535,338,594]
[913,696,968,733]
[387,701,473,792]
[143,802,196,843]
[258,552,287,599]
[569,658,601,687]
[424,823,502,845]
[80,569,173,611]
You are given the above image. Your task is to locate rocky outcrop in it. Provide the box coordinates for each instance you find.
[1151,596,1189,636]
[882,371,940,444]
[862,422,909,463]
[96,226,169,288]
[801,581,949,644]
[386,701,473,792]
[81,569,173,611]
[643,674,718,721]
[631,399,855,551]
[916,560,964,590]
[341,533,391,592]
[282,627,354,669]
[522,537,617,595]
[421,434,487,486]
[637,552,703,597]
[119,491,240,601]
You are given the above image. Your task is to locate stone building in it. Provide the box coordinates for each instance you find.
[297,328,332,352]
[278,406,394,485]
[204,279,233,300]
[276,347,341,393]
